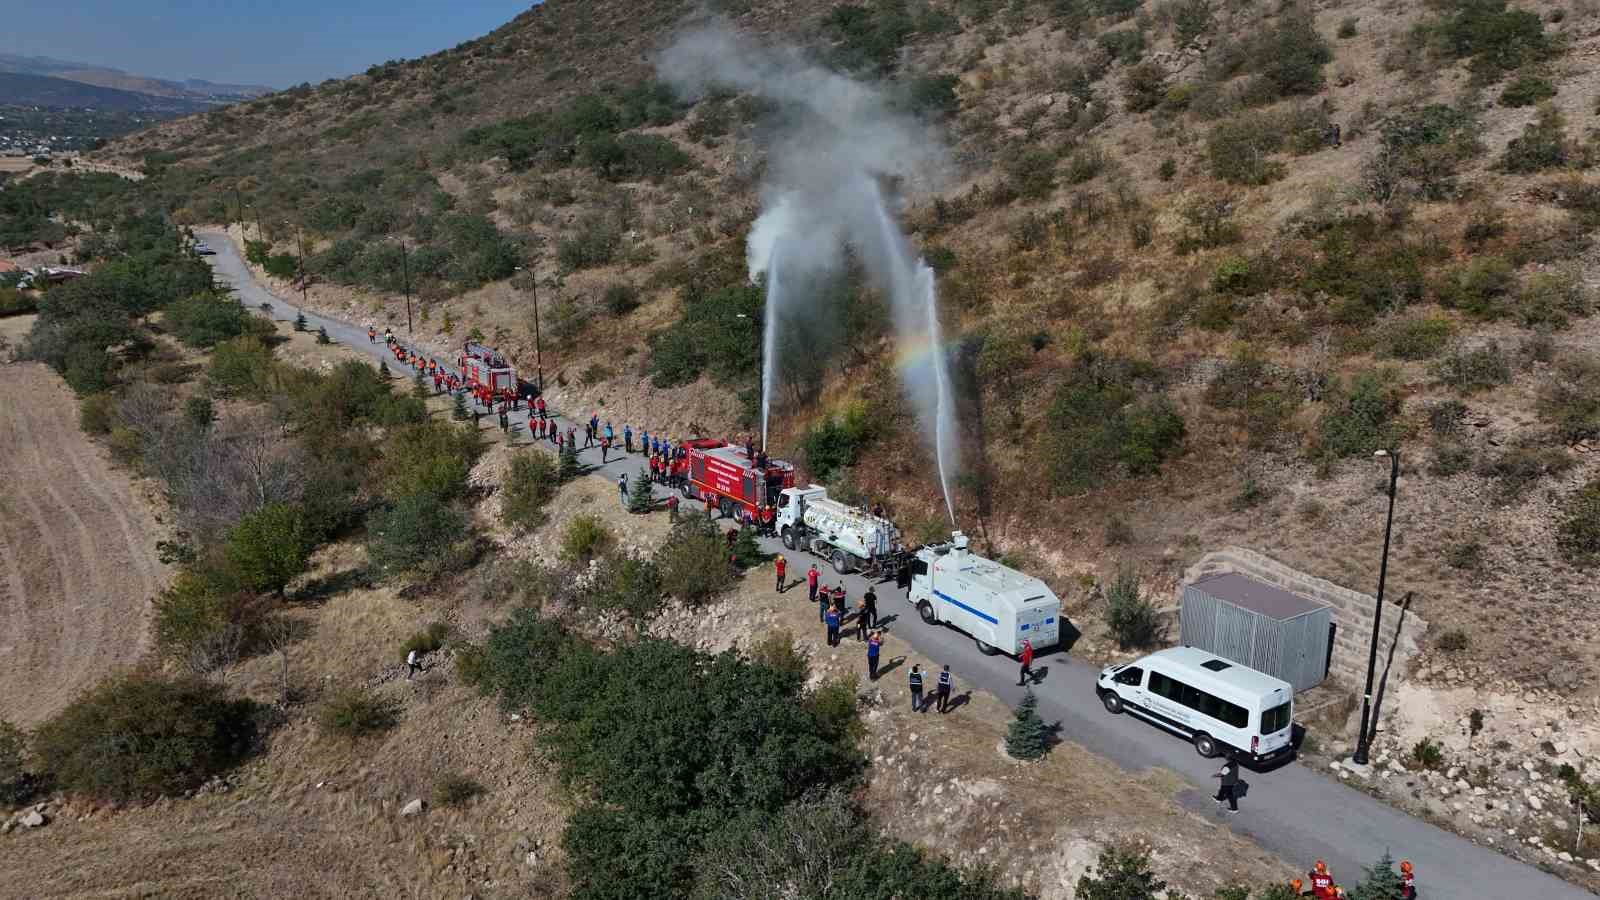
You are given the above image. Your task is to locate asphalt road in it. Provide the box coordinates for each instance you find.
[202,231,1588,899]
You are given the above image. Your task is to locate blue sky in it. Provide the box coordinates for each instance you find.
[4,0,537,89]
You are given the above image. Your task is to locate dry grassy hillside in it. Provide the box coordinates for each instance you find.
[102,0,1600,697]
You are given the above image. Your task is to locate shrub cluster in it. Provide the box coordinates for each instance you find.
[1043,367,1186,494]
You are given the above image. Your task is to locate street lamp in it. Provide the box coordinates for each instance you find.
[390,236,413,338]
[1352,448,1400,767]
[514,264,543,393]
[292,224,308,312]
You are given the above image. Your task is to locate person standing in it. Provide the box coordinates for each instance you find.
[406,648,422,680]
[807,564,821,613]
[935,664,953,713]
[666,493,679,522]
[908,664,924,712]
[618,473,628,505]
[1212,755,1241,813]
[1017,638,1035,686]
[367,325,377,343]
[863,586,878,629]
[824,604,841,647]
[866,631,882,681]
[705,494,717,521]
[624,424,633,453]
[600,438,609,464]
[604,421,615,446]
[1398,861,1416,900]
[854,598,869,642]
[1309,861,1334,900]
[774,554,787,593]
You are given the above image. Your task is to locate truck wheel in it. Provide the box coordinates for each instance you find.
[917,601,936,625]
[1193,733,1219,759]
[831,550,852,574]
[720,498,734,519]
[1101,691,1124,715]
[975,638,1001,656]
[781,528,796,551]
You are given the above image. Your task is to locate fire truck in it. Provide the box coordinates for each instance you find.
[460,341,534,404]
[680,438,796,520]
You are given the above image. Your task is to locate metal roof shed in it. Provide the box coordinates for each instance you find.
[1179,572,1331,693]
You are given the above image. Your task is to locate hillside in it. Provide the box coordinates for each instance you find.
[0,72,210,114]
[96,0,1600,710]
[0,53,272,103]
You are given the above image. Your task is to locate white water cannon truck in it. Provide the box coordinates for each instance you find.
[908,532,1063,657]
[775,485,900,574]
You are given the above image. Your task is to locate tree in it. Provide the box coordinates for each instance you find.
[502,452,560,532]
[1105,564,1160,650]
[1075,844,1167,900]
[294,311,308,332]
[452,390,468,420]
[0,719,29,806]
[224,501,310,596]
[729,525,765,569]
[1347,851,1405,900]
[31,673,259,801]
[379,360,392,380]
[316,325,331,344]
[184,395,216,429]
[412,366,429,400]
[366,493,466,576]
[560,440,582,479]
[627,467,655,513]
[378,419,482,501]
[1005,688,1048,760]
[654,516,733,604]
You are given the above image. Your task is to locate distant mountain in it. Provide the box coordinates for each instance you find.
[0,53,273,104]
[0,71,210,114]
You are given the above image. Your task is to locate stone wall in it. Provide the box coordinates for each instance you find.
[1178,547,1429,689]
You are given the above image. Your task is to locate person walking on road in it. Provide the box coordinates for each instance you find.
[406,649,422,680]
[908,664,925,712]
[807,564,820,611]
[1213,755,1242,813]
[600,438,609,464]
[867,631,882,680]
[367,325,377,343]
[824,604,841,647]
[1017,639,1035,686]
[1399,861,1416,900]
[1309,861,1334,900]
[863,586,878,629]
[667,493,679,522]
[774,554,787,593]
[935,664,953,713]
[617,473,628,505]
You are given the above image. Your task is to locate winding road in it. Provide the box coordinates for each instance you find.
[201,230,1590,899]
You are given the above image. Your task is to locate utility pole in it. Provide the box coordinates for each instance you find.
[515,264,544,393]
[233,187,242,233]
[399,240,413,338]
[295,225,308,312]
[1352,449,1400,767]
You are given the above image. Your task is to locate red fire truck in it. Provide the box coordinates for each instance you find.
[460,340,520,405]
[681,438,795,520]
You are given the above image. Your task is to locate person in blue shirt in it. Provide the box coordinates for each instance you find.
[624,424,634,453]
[824,603,841,647]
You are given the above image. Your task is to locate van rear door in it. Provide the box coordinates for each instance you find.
[1017,598,1059,646]
[1256,689,1293,754]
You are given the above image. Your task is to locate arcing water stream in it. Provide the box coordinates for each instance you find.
[760,244,780,451]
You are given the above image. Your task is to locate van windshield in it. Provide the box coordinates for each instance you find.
[1261,701,1292,735]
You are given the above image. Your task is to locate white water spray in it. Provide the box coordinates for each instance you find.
[760,244,781,451]
[917,262,958,526]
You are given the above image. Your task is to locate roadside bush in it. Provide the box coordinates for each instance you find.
[1314,371,1403,460]
[400,622,451,660]
[224,502,311,596]
[79,392,115,435]
[799,402,875,482]
[1105,564,1160,650]
[0,287,37,316]
[317,687,397,739]
[207,335,276,398]
[559,514,613,565]
[1499,105,1572,173]
[164,293,261,348]
[365,493,467,577]
[1432,341,1512,393]
[32,673,259,801]
[1076,844,1167,900]
[1411,738,1445,770]
[378,419,481,501]
[1499,73,1556,107]
[501,452,560,533]
[654,515,733,605]
[1557,478,1600,566]
[1379,316,1454,360]
[1005,689,1049,760]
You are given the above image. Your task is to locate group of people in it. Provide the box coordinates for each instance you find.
[1286,858,1417,898]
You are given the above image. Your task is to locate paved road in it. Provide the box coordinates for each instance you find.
[202,231,1589,899]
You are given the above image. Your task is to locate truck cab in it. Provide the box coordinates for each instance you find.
[908,532,1063,657]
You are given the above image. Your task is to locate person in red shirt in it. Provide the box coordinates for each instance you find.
[1017,639,1035,686]
[807,564,820,607]
[774,555,787,593]
[1398,860,1415,900]
[1309,861,1334,900]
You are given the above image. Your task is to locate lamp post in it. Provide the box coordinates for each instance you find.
[293,224,308,312]
[514,264,543,393]
[1352,448,1400,767]
[392,237,413,338]
[233,187,243,233]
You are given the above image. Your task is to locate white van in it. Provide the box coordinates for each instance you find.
[907,532,1062,656]
[1096,646,1294,763]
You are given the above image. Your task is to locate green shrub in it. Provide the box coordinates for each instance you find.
[1315,371,1403,460]
[317,687,397,739]
[1517,267,1592,328]
[466,607,573,708]
[1175,193,1241,252]
[906,74,960,117]
[1123,62,1167,113]
[1097,27,1146,63]
[501,452,560,533]
[1064,144,1107,184]
[365,493,466,577]
[1499,105,1572,173]
[79,392,115,435]
[0,286,37,316]
[1076,844,1167,900]
[1477,445,1573,498]
[654,515,733,605]
[602,283,640,317]
[1431,441,1474,476]
[1539,354,1600,443]
[1431,0,1553,77]
[1412,737,1444,769]
[556,212,622,271]
[433,772,485,806]
[377,419,482,501]
[1368,104,1484,202]
[1499,73,1556,107]
[1432,341,1512,393]
[648,283,761,389]
[208,335,276,398]
[799,402,876,481]
[1207,112,1286,185]
[1338,16,1360,38]
[164,293,262,348]
[1558,478,1600,566]
[224,502,311,596]
[1379,316,1454,360]
[1435,256,1515,318]
[588,551,665,618]
[1005,689,1048,760]
[560,514,613,564]
[400,622,451,660]
[1445,541,1484,571]
[1044,374,1186,492]
[1248,13,1332,100]
[1105,564,1160,650]
[0,719,31,806]
[32,674,259,801]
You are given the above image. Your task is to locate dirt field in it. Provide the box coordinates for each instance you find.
[0,359,168,727]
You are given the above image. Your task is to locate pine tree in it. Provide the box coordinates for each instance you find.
[1347,851,1404,900]
[294,311,308,332]
[628,468,655,513]
[730,524,765,569]
[412,368,429,400]
[452,391,468,420]
[1005,688,1048,760]
[315,325,331,344]
[559,442,581,480]
[378,361,392,380]
[1075,845,1166,900]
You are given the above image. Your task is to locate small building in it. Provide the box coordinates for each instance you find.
[1179,571,1332,693]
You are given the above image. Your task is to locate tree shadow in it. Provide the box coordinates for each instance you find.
[291,566,372,605]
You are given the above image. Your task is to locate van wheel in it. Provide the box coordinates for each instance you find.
[917,601,936,625]
[975,638,1001,656]
[1193,733,1219,759]
[781,528,796,551]
[831,550,852,574]
[1101,691,1124,715]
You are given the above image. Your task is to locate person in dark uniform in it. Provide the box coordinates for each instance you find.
[863,587,878,629]
[935,664,953,713]
[1213,754,1242,813]
[908,664,925,712]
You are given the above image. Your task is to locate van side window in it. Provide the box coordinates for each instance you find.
[1114,666,1143,686]
[1261,702,1291,734]
[910,559,928,577]
[1149,672,1177,699]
